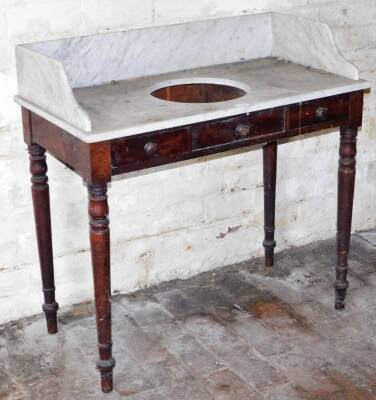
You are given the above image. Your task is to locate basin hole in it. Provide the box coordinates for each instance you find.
[151,83,247,103]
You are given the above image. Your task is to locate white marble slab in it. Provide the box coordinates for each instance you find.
[14,13,370,143]
[272,13,359,80]
[27,13,272,88]
[68,58,368,142]
[15,46,92,131]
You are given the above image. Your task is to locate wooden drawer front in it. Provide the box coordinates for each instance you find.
[194,108,285,149]
[290,95,349,130]
[111,128,191,173]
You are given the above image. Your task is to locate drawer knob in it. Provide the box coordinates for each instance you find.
[235,123,251,138]
[315,106,328,120]
[144,141,158,155]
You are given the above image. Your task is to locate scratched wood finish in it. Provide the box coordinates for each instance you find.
[88,183,115,393]
[194,108,285,148]
[30,112,111,184]
[289,94,349,130]
[334,91,364,309]
[28,143,59,334]
[20,89,365,393]
[335,126,358,309]
[263,141,277,268]
[112,94,349,175]
[112,127,192,173]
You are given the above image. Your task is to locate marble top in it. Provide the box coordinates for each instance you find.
[15,13,369,143]
[58,58,368,142]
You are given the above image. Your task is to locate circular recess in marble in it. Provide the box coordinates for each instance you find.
[150,78,248,103]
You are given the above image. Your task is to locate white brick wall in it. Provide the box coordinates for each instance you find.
[0,0,375,323]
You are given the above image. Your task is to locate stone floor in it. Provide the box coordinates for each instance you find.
[2,230,376,399]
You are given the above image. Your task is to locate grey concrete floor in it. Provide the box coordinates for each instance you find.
[2,230,376,399]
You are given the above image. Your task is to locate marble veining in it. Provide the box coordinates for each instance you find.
[272,13,359,80]
[74,58,369,142]
[27,13,273,89]
[14,13,370,142]
[15,46,92,132]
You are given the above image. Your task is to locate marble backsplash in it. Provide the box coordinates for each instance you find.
[15,12,360,134]
[26,13,272,88]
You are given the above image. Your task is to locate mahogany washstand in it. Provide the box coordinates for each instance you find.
[20,74,367,393]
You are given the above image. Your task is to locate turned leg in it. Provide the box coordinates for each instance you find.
[263,141,277,268]
[28,144,59,334]
[88,183,115,393]
[335,126,358,310]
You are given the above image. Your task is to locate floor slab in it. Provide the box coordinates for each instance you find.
[1,230,376,399]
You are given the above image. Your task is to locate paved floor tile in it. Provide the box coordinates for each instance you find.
[1,230,376,399]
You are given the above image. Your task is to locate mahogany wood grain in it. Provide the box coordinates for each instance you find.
[288,94,349,130]
[112,127,192,174]
[30,112,111,184]
[335,126,358,309]
[334,91,364,309]
[194,108,285,149]
[20,90,366,393]
[263,141,277,268]
[28,144,59,334]
[22,108,32,145]
[151,82,247,103]
[88,183,115,393]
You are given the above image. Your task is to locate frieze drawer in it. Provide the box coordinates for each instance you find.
[111,128,192,173]
[289,94,349,130]
[194,108,285,149]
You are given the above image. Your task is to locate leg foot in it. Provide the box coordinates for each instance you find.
[28,144,59,334]
[88,183,115,393]
[334,278,349,310]
[97,358,116,393]
[42,301,59,334]
[263,142,277,268]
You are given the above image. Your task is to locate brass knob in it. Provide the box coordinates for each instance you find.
[315,106,328,120]
[144,141,158,155]
[235,123,251,139]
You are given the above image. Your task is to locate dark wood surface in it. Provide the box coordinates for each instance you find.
[112,127,192,174]
[112,94,349,175]
[289,94,349,130]
[21,89,366,393]
[335,126,358,309]
[193,108,285,149]
[88,183,115,393]
[151,82,247,103]
[28,143,59,334]
[30,112,111,184]
[334,91,364,309]
[263,141,277,268]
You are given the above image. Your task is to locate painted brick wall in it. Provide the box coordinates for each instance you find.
[0,0,375,323]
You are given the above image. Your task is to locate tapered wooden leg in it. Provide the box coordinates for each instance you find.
[88,183,115,393]
[335,126,358,310]
[263,141,277,268]
[28,144,59,334]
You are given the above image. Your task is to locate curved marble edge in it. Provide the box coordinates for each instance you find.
[149,77,252,94]
[14,95,90,138]
[16,79,369,144]
[15,12,367,139]
[272,13,360,80]
[15,46,92,132]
